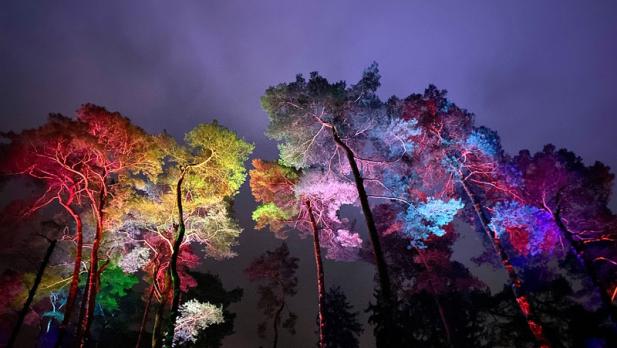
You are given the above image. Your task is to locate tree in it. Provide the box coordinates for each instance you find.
[321,287,363,348]
[144,122,252,348]
[396,86,552,346]
[262,65,395,312]
[250,160,362,348]
[245,243,299,348]
[512,145,617,318]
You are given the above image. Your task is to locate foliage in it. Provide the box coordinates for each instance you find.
[173,299,224,345]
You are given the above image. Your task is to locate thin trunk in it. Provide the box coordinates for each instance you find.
[162,172,187,348]
[272,301,285,348]
[77,190,106,348]
[553,206,617,320]
[416,250,453,348]
[306,201,326,348]
[460,180,551,347]
[151,298,167,348]
[7,238,57,348]
[54,213,83,348]
[330,128,392,303]
[136,279,158,348]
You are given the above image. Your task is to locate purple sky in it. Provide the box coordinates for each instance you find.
[1,1,616,347]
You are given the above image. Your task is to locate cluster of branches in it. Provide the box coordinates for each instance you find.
[0,105,252,347]
[249,64,617,348]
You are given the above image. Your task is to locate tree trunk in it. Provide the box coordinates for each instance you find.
[53,213,83,348]
[460,180,551,347]
[151,298,167,348]
[331,128,396,347]
[7,238,57,348]
[272,301,285,348]
[136,284,156,348]
[552,207,617,320]
[77,190,106,348]
[416,250,453,348]
[162,173,187,348]
[330,128,393,303]
[306,201,326,348]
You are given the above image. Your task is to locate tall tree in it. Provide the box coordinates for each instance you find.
[250,160,362,348]
[261,65,395,312]
[321,286,363,348]
[158,122,252,348]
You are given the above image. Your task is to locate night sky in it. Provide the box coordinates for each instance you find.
[1,1,616,347]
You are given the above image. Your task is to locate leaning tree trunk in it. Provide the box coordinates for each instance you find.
[77,190,106,348]
[552,206,617,320]
[53,212,83,348]
[331,128,397,347]
[460,180,551,347]
[7,238,57,348]
[306,201,326,348]
[162,172,187,348]
[330,128,393,303]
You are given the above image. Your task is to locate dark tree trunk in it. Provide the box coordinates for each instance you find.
[416,250,453,348]
[306,201,326,348]
[151,298,167,348]
[136,284,156,348]
[162,172,187,348]
[7,238,57,348]
[552,205,617,320]
[331,128,397,347]
[53,213,83,348]
[460,180,551,347]
[77,190,106,348]
[272,301,285,348]
[330,128,393,303]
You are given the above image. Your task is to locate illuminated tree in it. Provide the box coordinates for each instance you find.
[245,243,299,348]
[1,115,93,346]
[250,160,362,348]
[262,65,396,310]
[512,145,617,317]
[117,122,252,348]
[172,300,224,345]
[389,86,552,346]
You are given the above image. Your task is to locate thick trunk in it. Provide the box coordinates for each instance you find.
[54,214,83,348]
[162,173,187,348]
[7,238,57,348]
[460,180,551,347]
[272,301,285,348]
[136,284,156,348]
[306,201,326,348]
[77,191,106,348]
[330,128,392,303]
[331,128,396,348]
[553,208,617,320]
